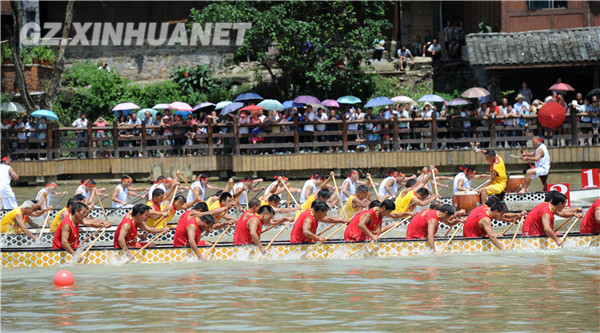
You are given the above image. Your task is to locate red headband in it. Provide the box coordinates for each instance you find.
[533,138,544,142]
[45,182,57,187]
[388,172,398,177]
[1,157,9,162]
[348,171,358,178]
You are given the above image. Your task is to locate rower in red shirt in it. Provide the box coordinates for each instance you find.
[232,205,278,254]
[291,200,346,243]
[406,204,460,253]
[114,204,168,259]
[463,200,508,250]
[580,198,600,234]
[522,192,568,245]
[344,199,396,242]
[52,202,111,262]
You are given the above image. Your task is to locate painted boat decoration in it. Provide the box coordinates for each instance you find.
[2,234,598,269]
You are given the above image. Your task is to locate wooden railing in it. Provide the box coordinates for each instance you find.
[1,112,597,160]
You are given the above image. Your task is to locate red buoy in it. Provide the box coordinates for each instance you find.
[53,270,74,287]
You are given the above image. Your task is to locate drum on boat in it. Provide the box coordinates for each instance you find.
[506,175,526,193]
[452,191,480,212]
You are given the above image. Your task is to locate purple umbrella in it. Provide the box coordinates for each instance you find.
[194,102,216,111]
[293,95,321,105]
[321,99,340,108]
[364,97,394,108]
[113,102,140,111]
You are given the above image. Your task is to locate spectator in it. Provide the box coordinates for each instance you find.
[161,112,173,156]
[517,82,533,104]
[364,108,381,151]
[302,106,316,149]
[36,117,47,159]
[127,112,142,156]
[443,20,454,52]
[455,21,465,46]
[503,102,517,147]
[117,115,130,157]
[93,116,109,158]
[25,116,38,160]
[72,113,88,158]
[589,95,600,145]
[372,38,385,62]
[424,39,442,60]
[412,35,423,56]
[172,114,185,156]
[263,110,281,153]
[327,109,340,152]
[143,111,155,156]
[249,110,264,153]
[448,39,461,59]
[421,103,434,149]
[238,111,251,153]
[397,103,410,149]
[98,61,111,72]
[397,44,414,71]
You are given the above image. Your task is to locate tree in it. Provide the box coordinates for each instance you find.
[189,1,392,100]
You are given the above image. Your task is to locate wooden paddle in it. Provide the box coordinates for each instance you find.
[78,227,109,262]
[367,174,382,201]
[80,227,102,244]
[80,189,113,262]
[129,228,170,261]
[507,216,525,250]
[501,217,521,235]
[439,222,463,254]
[553,216,572,232]
[588,234,600,247]
[38,196,51,238]
[151,185,179,229]
[558,218,579,247]
[431,169,439,194]
[95,188,111,222]
[205,219,230,260]
[348,216,411,257]
[179,174,201,201]
[302,219,350,259]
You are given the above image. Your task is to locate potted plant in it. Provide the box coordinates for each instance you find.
[40,47,57,66]
[31,45,44,64]
[1,43,11,64]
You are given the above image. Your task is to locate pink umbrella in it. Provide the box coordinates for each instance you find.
[112,102,140,111]
[391,96,414,104]
[168,101,194,112]
[321,99,340,108]
[548,83,575,91]
[461,87,490,99]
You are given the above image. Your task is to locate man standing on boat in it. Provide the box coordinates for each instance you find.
[580,198,600,234]
[233,205,278,254]
[1,200,51,240]
[111,175,148,208]
[406,204,461,253]
[518,136,551,193]
[522,192,576,246]
[114,204,171,259]
[474,149,507,204]
[344,199,396,242]
[52,202,111,261]
[291,200,346,244]
[0,155,19,209]
[463,200,508,250]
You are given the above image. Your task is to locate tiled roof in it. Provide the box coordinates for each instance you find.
[466,27,600,67]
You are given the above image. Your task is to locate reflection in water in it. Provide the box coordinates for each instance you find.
[1,248,599,331]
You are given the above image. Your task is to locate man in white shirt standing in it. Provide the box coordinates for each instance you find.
[519,136,551,193]
[72,113,88,158]
[0,155,18,209]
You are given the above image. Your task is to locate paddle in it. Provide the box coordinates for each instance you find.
[108,189,149,215]
[439,222,463,254]
[205,216,229,260]
[431,169,439,195]
[501,216,521,235]
[78,227,109,262]
[558,218,579,247]
[179,174,201,201]
[80,227,103,244]
[129,228,170,262]
[37,196,51,238]
[151,185,179,229]
[510,154,523,160]
[301,221,349,259]
[507,216,525,250]
[80,189,113,262]
[52,193,67,209]
[348,216,411,257]
[438,177,454,194]
[553,216,572,232]
[367,174,382,201]
[589,234,600,247]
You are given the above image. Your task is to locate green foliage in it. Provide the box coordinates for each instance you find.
[189,1,393,98]
[478,21,492,33]
[498,89,515,100]
[1,43,12,61]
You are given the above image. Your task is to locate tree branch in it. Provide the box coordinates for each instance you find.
[9,0,36,111]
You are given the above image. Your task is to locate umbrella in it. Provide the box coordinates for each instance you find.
[418,94,445,103]
[337,95,362,104]
[447,98,471,106]
[461,87,490,99]
[391,96,414,104]
[194,102,216,111]
[174,110,193,117]
[293,95,321,105]
[282,100,304,110]
[215,101,232,110]
[257,99,284,111]
[220,102,244,116]
[233,92,263,103]
[31,109,59,121]
[538,102,566,128]
[152,103,170,110]
[137,108,157,120]
[587,88,600,97]
[549,83,575,91]
[168,101,194,112]
[364,97,394,108]
[1,102,26,113]
[240,104,265,112]
[113,109,133,117]
[305,103,329,112]
[321,99,340,108]
[113,102,140,111]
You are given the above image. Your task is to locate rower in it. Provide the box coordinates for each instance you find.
[0,200,51,240]
[205,178,235,207]
[111,175,148,208]
[75,179,107,207]
[52,202,110,261]
[0,155,19,209]
[392,182,440,215]
[35,181,67,209]
[174,213,217,260]
[580,198,600,234]
[263,194,301,214]
[406,204,460,253]
[260,173,300,202]
[344,199,396,242]
[340,170,374,203]
[453,165,487,193]
[232,176,264,206]
[377,168,407,201]
[300,172,328,204]
[522,192,578,246]
[291,199,346,244]
[474,149,507,204]
[340,184,370,219]
[463,200,508,250]
[51,195,83,232]
[147,176,167,201]
[144,183,181,228]
[295,172,335,220]
[114,204,169,259]
[146,191,201,229]
[186,174,230,203]
[232,205,278,254]
[543,190,582,218]
[519,136,551,193]
[208,191,242,222]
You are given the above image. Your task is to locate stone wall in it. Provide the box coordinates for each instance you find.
[64,44,238,81]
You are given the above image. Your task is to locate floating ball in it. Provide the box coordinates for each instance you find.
[53,270,74,287]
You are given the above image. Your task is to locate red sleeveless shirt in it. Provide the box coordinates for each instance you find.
[233,213,261,245]
[52,215,79,250]
[291,210,319,243]
[406,209,439,239]
[113,214,138,248]
[580,199,600,234]
[523,202,554,236]
[173,210,203,246]
[344,208,382,242]
[463,205,490,238]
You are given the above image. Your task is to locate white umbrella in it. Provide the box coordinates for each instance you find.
[391,96,414,104]
[1,102,27,113]
[152,103,170,110]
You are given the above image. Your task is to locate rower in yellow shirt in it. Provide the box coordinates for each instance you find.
[340,184,370,219]
[474,148,507,203]
[295,172,334,220]
[1,200,50,240]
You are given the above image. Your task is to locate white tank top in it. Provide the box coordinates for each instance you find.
[378,176,397,199]
[112,184,128,208]
[300,179,317,203]
[232,182,247,205]
[535,143,551,171]
[75,185,91,201]
[187,181,205,202]
[148,183,167,200]
[0,164,11,190]
[263,180,278,198]
[417,173,433,192]
[36,188,52,209]
[453,172,472,193]
[340,178,356,202]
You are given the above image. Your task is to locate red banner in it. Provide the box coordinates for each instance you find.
[581,169,600,189]
[548,183,570,207]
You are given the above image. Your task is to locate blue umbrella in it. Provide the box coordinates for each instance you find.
[174,110,193,117]
[220,102,244,116]
[31,109,59,121]
[282,100,304,110]
[137,108,157,120]
[257,99,284,111]
[233,93,263,103]
[364,97,394,108]
[418,94,446,103]
[194,102,216,111]
[113,109,133,117]
[337,95,362,104]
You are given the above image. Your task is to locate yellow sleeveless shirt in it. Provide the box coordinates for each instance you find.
[50,207,68,232]
[340,195,362,219]
[393,190,416,213]
[295,194,316,220]
[1,207,24,234]
[144,201,174,228]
